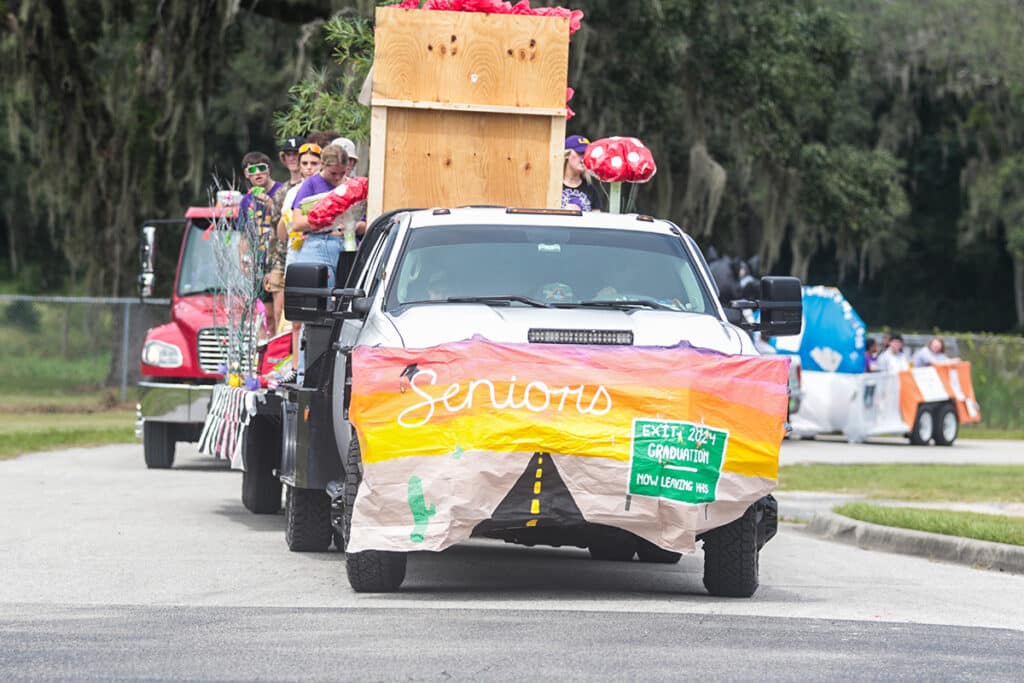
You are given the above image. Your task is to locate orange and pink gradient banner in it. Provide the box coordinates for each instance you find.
[347,338,791,553]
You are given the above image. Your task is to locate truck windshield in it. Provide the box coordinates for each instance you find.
[176,222,242,297]
[387,225,715,314]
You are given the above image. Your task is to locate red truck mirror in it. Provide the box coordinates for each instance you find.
[138,225,157,298]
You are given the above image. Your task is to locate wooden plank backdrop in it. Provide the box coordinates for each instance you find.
[369,7,570,218]
[372,8,569,109]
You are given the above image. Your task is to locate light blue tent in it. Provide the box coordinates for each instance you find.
[771,286,866,373]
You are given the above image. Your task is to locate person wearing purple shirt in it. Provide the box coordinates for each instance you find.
[288,144,350,288]
[237,151,283,229]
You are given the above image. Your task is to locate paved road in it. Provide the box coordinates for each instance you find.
[780,435,1022,465]
[1,443,1022,680]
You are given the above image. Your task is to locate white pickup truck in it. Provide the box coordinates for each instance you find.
[247,206,802,597]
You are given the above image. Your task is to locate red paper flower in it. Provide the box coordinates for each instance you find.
[583,137,657,183]
[400,0,583,35]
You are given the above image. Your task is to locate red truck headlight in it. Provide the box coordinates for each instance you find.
[142,340,184,368]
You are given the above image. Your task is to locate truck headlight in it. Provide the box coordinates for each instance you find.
[142,340,184,368]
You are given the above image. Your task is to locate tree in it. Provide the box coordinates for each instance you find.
[963,155,1024,327]
[832,0,1024,329]
[0,0,359,296]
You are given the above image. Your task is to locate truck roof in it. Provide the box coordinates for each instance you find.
[185,206,240,219]
[405,207,680,236]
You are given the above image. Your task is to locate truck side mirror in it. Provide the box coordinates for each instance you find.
[285,264,331,322]
[138,225,157,298]
[757,276,802,336]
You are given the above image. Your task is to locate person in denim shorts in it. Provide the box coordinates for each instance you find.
[280,144,350,382]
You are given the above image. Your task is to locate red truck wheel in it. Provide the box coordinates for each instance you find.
[143,422,175,469]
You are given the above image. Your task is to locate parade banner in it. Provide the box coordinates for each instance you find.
[347,338,790,553]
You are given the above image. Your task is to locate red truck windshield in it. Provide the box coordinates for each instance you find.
[176,221,241,297]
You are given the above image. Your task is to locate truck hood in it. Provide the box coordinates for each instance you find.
[171,295,224,336]
[380,305,753,355]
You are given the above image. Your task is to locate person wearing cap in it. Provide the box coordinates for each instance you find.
[562,134,605,212]
[279,144,350,383]
[332,137,359,176]
[330,137,368,237]
[266,141,322,332]
[279,136,305,185]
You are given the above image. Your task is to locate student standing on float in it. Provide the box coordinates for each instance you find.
[561,134,605,212]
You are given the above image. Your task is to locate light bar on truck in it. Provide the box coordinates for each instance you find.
[528,328,634,345]
[506,207,583,217]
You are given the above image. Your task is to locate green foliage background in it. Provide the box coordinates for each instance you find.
[2,0,1024,334]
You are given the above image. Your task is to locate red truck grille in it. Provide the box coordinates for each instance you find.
[197,327,229,374]
[197,327,254,375]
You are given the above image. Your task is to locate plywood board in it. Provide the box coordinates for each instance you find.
[367,106,388,221]
[373,7,569,110]
[378,108,558,213]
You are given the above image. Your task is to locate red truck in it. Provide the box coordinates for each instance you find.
[136,206,238,468]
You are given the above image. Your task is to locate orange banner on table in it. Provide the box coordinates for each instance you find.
[347,338,790,553]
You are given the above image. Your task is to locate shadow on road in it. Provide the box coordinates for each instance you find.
[171,461,235,472]
[211,503,284,533]
[380,542,711,599]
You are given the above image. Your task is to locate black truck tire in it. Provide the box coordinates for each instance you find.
[143,422,175,469]
[241,418,282,514]
[636,539,682,564]
[342,435,407,592]
[701,505,760,598]
[933,404,959,447]
[285,485,333,552]
[909,406,935,446]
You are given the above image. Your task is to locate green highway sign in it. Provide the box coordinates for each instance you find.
[629,418,729,504]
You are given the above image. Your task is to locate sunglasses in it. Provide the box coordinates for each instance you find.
[298,143,322,155]
[245,163,269,174]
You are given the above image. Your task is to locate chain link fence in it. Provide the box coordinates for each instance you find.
[0,295,171,403]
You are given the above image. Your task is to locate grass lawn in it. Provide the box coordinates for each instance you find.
[834,503,1024,546]
[0,410,136,460]
[959,426,1024,440]
[779,464,1024,502]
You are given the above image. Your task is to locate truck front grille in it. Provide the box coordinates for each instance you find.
[197,327,229,374]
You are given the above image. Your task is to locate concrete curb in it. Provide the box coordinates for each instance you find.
[804,512,1024,575]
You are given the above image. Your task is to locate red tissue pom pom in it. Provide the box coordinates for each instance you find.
[308,177,370,229]
[583,137,657,183]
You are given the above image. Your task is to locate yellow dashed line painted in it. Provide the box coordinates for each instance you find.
[526,454,545,528]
